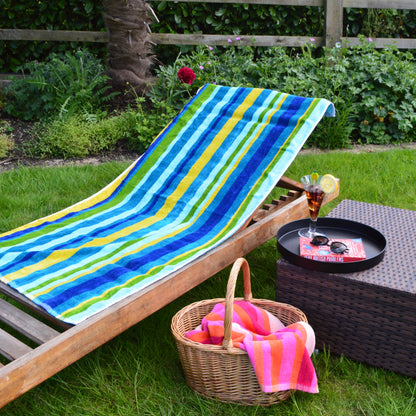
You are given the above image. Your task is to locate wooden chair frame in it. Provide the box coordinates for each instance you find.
[0,176,338,408]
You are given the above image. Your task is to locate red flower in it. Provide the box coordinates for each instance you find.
[177,67,196,85]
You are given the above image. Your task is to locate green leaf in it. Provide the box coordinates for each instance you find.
[84,1,94,15]
[157,2,167,12]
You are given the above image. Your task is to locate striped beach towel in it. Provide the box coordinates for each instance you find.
[0,84,334,325]
[186,300,318,393]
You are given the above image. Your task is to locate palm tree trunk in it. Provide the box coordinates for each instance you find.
[103,0,155,94]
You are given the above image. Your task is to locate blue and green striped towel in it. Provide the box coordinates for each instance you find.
[0,84,334,324]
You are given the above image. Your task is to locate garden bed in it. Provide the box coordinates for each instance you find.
[0,112,138,172]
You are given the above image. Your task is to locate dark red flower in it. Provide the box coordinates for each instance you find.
[177,67,196,85]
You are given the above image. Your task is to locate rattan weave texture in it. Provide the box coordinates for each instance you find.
[276,200,416,377]
[326,199,416,293]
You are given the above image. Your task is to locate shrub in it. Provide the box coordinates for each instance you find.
[5,39,416,157]
[0,121,14,158]
[32,113,135,159]
[149,40,416,148]
[150,4,416,64]
[344,40,416,144]
[4,49,115,121]
[34,116,95,158]
[0,0,105,73]
[122,96,179,154]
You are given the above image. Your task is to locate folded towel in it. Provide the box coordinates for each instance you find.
[186,300,318,394]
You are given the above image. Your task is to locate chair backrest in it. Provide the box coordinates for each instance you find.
[0,84,334,324]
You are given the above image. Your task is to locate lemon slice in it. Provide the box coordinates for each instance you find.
[320,174,338,193]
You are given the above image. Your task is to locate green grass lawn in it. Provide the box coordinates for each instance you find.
[0,147,415,415]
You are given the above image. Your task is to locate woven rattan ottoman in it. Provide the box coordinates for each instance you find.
[276,199,416,377]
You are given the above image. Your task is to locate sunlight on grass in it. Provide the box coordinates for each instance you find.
[286,148,416,211]
[0,148,415,415]
[0,161,131,233]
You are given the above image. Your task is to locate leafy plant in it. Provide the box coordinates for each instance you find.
[33,116,94,158]
[149,39,416,148]
[0,0,106,73]
[344,39,416,144]
[122,97,179,154]
[32,113,134,159]
[0,121,14,158]
[0,88,7,111]
[148,54,198,112]
[4,49,116,121]
[343,7,416,38]
[4,38,416,158]
[152,3,323,38]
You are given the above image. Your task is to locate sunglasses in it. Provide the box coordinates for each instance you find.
[310,235,349,254]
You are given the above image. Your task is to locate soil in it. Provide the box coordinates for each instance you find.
[1,112,415,173]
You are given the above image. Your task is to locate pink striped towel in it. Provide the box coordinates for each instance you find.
[186,300,318,393]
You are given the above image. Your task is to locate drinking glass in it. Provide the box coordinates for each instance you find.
[298,174,326,238]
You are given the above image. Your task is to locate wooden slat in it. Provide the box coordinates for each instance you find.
[277,176,304,191]
[0,29,107,43]
[0,298,60,345]
[0,329,32,362]
[0,283,71,329]
[0,30,325,48]
[343,0,416,9]
[159,0,324,4]
[252,190,302,222]
[342,37,416,49]
[265,192,300,210]
[0,1,415,52]
[151,33,324,47]
[1,31,412,57]
[325,0,343,47]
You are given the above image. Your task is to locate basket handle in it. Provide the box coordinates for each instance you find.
[222,257,253,352]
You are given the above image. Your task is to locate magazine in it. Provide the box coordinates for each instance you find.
[299,237,366,263]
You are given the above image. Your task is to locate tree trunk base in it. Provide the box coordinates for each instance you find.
[103,0,155,94]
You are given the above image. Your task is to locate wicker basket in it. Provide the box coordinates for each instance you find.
[171,257,308,406]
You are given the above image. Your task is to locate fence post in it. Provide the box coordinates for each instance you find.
[325,0,343,47]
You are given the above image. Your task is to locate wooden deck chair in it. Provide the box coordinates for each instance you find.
[0,84,336,407]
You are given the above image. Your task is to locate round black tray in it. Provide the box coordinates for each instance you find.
[276,218,387,273]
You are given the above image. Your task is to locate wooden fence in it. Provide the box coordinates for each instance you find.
[1,0,416,87]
